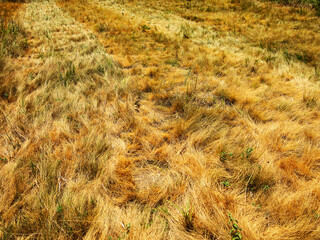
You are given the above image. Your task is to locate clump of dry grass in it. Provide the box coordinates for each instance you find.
[0,2,26,105]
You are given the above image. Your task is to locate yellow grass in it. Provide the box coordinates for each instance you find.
[1,0,320,239]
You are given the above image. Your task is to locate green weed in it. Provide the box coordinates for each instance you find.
[169,200,194,232]
[283,50,292,64]
[228,212,242,240]
[220,151,234,162]
[0,19,27,57]
[59,62,77,86]
[264,55,276,63]
[311,210,320,219]
[252,202,262,208]
[241,147,253,159]
[262,184,270,191]
[223,180,230,187]
[141,25,150,31]
[57,204,63,214]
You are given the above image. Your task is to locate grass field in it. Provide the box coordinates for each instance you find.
[1,0,320,239]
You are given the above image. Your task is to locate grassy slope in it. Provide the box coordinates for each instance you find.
[1,0,320,239]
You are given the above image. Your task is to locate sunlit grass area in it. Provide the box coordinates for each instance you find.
[1,0,320,239]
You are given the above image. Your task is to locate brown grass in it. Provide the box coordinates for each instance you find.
[1,0,320,239]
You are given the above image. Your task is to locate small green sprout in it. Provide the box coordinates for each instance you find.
[263,185,270,191]
[141,25,150,31]
[220,151,234,162]
[223,181,230,187]
[57,204,63,213]
[228,212,242,240]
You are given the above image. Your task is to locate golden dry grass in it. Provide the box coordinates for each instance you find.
[1,0,320,239]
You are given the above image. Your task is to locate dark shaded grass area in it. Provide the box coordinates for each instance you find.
[263,0,320,14]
